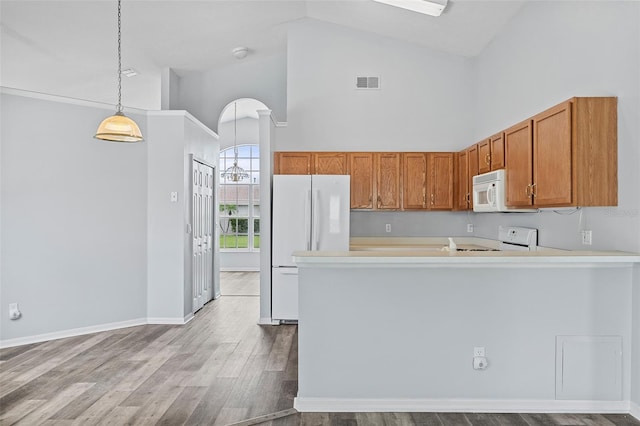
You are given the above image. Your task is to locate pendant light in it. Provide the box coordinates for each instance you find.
[95,0,143,142]
[221,102,249,182]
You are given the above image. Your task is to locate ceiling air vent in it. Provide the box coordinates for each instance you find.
[356,76,380,90]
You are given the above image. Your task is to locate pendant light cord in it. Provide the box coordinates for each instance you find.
[116,0,122,113]
[234,101,238,160]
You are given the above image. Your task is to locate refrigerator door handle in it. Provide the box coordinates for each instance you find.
[313,189,320,250]
[305,189,312,250]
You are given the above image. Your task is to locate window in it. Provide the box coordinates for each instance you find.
[219,144,260,251]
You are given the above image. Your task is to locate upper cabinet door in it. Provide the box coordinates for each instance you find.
[427,153,454,210]
[403,153,427,210]
[348,153,375,209]
[504,119,534,207]
[490,132,505,170]
[375,153,401,210]
[274,152,313,175]
[478,139,491,174]
[533,101,573,206]
[456,150,469,210]
[314,152,347,175]
[467,144,479,209]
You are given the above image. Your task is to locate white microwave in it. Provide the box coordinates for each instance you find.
[472,170,537,213]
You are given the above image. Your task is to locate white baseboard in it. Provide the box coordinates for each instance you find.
[293,397,631,414]
[630,401,640,421]
[258,317,280,325]
[1,315,196,349]
[0,318,147,349]
[147,317,189,325]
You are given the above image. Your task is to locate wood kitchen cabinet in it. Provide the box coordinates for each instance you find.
[467,144,479,209]
[489,132,505,170]
[505,97,617,208]
[375,153,402,210]
[274,152,313,175]
[478,139,491,174]
[348,152,375,209]
[427,153,454,210]
[314,152,347,174]
[504,119,534,207]
[478,134,505,173]
[403,153,427,209]
[455,150,470,210]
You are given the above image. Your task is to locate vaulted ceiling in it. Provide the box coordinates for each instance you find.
[0,0,525,110]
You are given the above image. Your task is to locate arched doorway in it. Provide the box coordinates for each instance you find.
[217,98,268,296]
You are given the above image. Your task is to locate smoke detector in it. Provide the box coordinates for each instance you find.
[232,47,249,59]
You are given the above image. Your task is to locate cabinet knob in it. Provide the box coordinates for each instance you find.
[525,184,531,197]
[485,153,491,166]
[531,183,537,198]
[431,193,435,205]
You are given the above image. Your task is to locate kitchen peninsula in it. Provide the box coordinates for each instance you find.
[293,240,640,413]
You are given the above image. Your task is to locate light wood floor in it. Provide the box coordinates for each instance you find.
[1,272,639,426]
[220,272,260,296]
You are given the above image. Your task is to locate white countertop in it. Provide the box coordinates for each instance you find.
[293,237,640,267]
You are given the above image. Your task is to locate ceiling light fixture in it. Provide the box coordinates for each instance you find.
[372,0,448,17]
[221,102,249,182]
[232,46,249,60]
[95,0,143,142]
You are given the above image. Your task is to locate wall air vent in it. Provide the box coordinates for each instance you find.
[356,76,380,90]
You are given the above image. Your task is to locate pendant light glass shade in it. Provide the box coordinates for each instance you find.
[94,0,143,142]
[221,102,249,182]
[95,111,143,142]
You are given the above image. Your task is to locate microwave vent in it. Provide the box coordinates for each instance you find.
[356,76,380,89]
[473,170,503,184]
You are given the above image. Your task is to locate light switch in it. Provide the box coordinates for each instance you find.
[170,192,178,203]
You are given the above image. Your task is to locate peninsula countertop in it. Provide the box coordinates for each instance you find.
[293,237,640,266]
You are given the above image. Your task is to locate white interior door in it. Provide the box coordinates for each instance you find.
[192,160,214,313]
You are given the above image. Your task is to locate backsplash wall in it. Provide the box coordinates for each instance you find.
[350,211,470,238]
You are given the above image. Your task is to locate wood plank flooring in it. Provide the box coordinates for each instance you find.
[220,272,260,296]
[1,272,639,426]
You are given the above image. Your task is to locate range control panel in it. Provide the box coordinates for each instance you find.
[498,226,538,249]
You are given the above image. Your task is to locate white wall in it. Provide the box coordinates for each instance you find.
[279,19,474,152]
[175,53,287,132]
[469,1,640,408]
[0,91,148,341]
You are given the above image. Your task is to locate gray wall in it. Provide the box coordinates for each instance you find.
[469,3,640,407]
[634,264,640,408]
[0,92,148,340]
[147,114,187,320]
[175,53,287,132]
[471,1,640,254]
[278,19,474,152]
[146,112,219,320]
[298,265,633,401]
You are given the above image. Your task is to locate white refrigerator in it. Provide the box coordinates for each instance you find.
[272,175,350,321]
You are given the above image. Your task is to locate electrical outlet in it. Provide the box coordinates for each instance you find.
[467,224,474,233]
[473,347,485,357]
[581,230,592,245]
[9,303,21,320]
[385,224,391,233]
